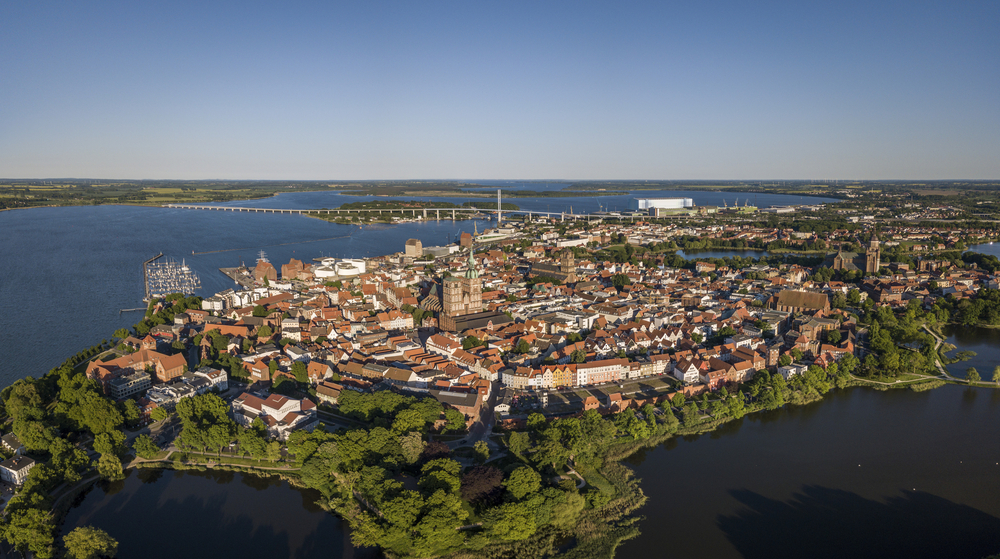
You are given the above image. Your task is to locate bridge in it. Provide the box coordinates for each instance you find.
[163,204,623,222]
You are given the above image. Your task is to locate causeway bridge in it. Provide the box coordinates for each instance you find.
[163,204,611,221]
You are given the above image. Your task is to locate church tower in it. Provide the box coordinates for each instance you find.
[463,251,482,313]
[865,234,881,274]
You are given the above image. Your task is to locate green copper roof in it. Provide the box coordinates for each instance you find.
[464,252,479,279]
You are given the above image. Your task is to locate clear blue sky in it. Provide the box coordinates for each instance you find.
[1,0,997,180]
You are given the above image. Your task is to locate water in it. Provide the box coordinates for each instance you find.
[200,189,838,215]
[942,324,1000,380]
[0,205,490,385]
[618,384,1000,559]
[62,469,374,559]
[967,243,1000,260]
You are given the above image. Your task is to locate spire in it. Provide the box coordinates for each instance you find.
[464,251,479,279]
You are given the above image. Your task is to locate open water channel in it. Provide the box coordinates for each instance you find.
[2,192,998,559]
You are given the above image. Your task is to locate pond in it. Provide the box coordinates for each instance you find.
[63,468,378,559]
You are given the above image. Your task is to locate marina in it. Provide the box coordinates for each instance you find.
[142,254,202,301]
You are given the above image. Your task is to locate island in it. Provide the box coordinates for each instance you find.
[3,192,1000,559]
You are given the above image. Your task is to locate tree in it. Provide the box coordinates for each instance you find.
[399,432,424,465]
[257,324,273,338]
[827,330,842,344]
[5,507,55,558]
[570,349,586,363]
[611,273,631,291]
[119,399,140,425]
[132,434,158,459]
[993,365,1000,385]
[515,339,531,354]
[443,409,466,432]
[96,453,125,481]
[291,361,309,384]
[691,332,704,344]
[63,526,118,559]
[778,354,792,367]
[462,336,482,350]
[966,367,981,384]
[150,407,168,423]
[507,431,530,455]
[460,465,504,504]
[474,440,490,463]
[252,304,269,317]
[503,466,541,500]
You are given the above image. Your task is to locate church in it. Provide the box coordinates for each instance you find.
[438,251,511,332]
[529,248,579,284]
[825,236,881,274]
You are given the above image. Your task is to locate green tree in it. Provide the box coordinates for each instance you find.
[966,367,981,384]
[507,431,530,455]
[993,365,1000,385]
[96,453,125,481]
[132,434,158,459]
[399,432,424,465]
[252,304,269,317]
[150,407,168,423]
[462,336,482,350]
[778,354,792,367]
[827,330,842,344]
[291,361,309,384]
[503,466,542,500]
[5,507,55,558]
[611,273,631,291]
[257,324,273,338]
[474,440,490,464]
[514,339,531,354]
[63,526,118,559]
[443,409,465,432]
[570,349,587,363]
[119,399,140,425]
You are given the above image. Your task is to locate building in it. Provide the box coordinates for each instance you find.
[254,259,277,282]
[628,197,694,212]
[1,434,24,456]
[825,235,881,274]
[231,392,319,440]
[439,252,488,332]
[0,456,35,485]
[405,238,423,258]
[530,249,579,284]
[772,290,830,313]
[109,371,151,400]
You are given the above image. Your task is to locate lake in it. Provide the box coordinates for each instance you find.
[942,324,1000,380]
[62,469,376,559]
[617,384,1000,559]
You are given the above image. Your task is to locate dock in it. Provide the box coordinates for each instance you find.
[220,267,256,289]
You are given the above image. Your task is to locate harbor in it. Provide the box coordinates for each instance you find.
[142,254,202,301]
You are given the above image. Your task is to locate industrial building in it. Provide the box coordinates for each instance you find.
[628,197,695,211]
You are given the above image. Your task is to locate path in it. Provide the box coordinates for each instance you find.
[922,325,959,380]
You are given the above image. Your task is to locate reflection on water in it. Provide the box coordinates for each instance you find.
[64,469,377,559]
[618,386,1000,559]
[718,486,1000,559]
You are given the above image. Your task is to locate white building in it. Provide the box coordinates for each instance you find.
[628,198,694,211]
[231,392,318,440]
[0,456,35,485]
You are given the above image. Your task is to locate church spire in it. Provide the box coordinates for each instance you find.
[464,251,479,279]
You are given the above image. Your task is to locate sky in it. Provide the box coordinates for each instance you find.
[1,0,998,180]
